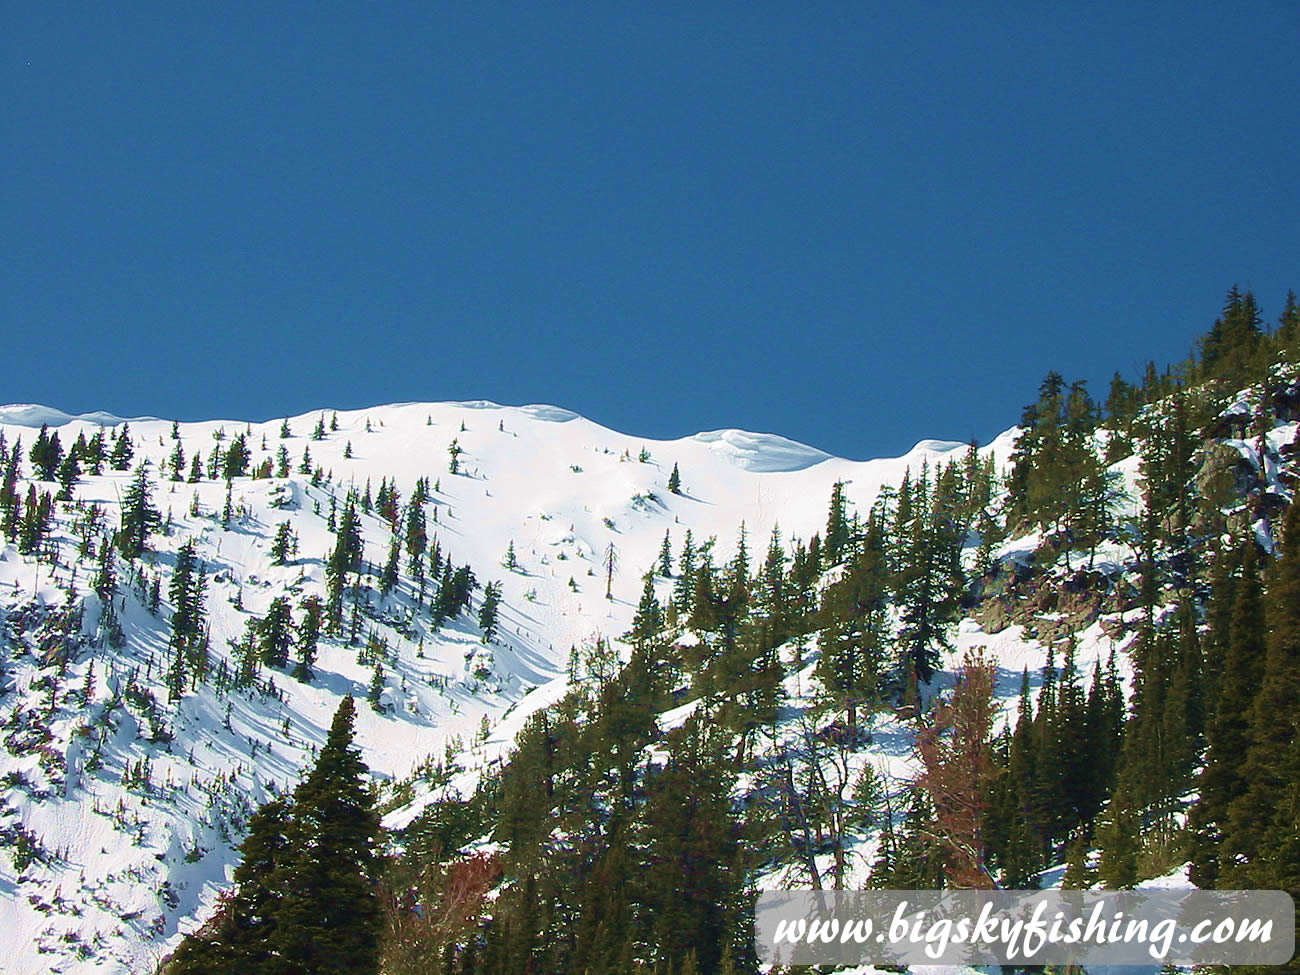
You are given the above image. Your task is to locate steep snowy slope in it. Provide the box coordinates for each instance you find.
[0,400,1017,974]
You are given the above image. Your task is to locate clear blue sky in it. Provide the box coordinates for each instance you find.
[3,4,1296,459]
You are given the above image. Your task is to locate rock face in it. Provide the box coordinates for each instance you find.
[976,558,1121,643]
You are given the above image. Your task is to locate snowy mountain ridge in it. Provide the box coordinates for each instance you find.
[0,399,1021,974]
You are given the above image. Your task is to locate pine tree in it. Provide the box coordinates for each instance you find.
[117,463,159,559]
[83,430,105,475]
[368,664,386,711]
[271,521,297,565]
[815,513,888,729]
[405,501,428,566]
[603,541,618,599]
[110,422,134,470]
[18,486,53,556]
[823,480,850,565]
[1190,540,1266,888]
[55,449,81,502]
[913,649,998,887]
[164,797,294,973]
[30,424,63,481]
[667,463,681,495]
[166,539,207,700]
[1221,503,1300,887]
[478,582,503,643]
[257,597,296,668]
[222,433,251,481]
[629,572,664,649]
[168,439,186,482]
[270,696,383,974]
[294,595,324,682]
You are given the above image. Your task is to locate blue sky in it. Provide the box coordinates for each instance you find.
[3,3,1296,460]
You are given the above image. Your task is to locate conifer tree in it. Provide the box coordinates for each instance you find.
[629,572,664,650]
[166,539,207,700]
[478,582,503,643]
[405,500,428,565]
[271,521,297,565]
[667,463,681,495]
[30,424,63,481]
[823,480,850,565]
[257,597,296,668]
[603,541,618,599]
[270,696,382,974]
[1190,540,1266,888]
[163,797,294,973]
[673,530,696,612]
[913,649,998,887]
[815,513,888,729]
[117,463,159,559]
[223,433,251,481]
[1221,502,1300,887]
[110,422,134,470]
[294,595,324,682]
[55,449,81,501]
[381,537,401,595]
[83,430,105,474]
[18,486,53,556]
[167,439,185,482]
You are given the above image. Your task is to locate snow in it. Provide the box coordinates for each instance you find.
[0,397,1179,974]
[690,428,832,472]
[0,404,150,428]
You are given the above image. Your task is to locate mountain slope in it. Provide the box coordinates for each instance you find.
[0,400,1015,974]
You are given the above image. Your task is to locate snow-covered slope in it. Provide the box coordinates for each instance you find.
[0,400,1017,974]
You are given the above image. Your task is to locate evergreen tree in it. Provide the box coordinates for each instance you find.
[166,539,207,700]
[164,798,294,973]
[168,439,186,482]
[823,480,851,565]
[894,467,964,682]
[478,582,503,643]
[270,696,383,974]
[18,486,53,556]
[815,513,888,729]
[110,422,134,470]
[1221,502,1300,887]
[381,537,401,595]
[257,597,296,668]
[223,433,251,481]
[628,572,664,649]
[1190,540,1266,888]
[405,500,428,565]
[667,463,682,495]
[30,424,63,481]
[83,430,105,474]
[294,595,324,682]
[271,521,297,565]
[55,449,81,502]
[659,530,673,578]
[117,463,159,559]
